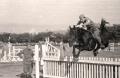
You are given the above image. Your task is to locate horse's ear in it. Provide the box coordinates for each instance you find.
[102,18,109,24]
[69,25,71,29]
[73,25,75,28]
[105,21,109,24]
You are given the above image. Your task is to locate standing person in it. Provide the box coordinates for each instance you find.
[17,43,34,78]
[76,14,105,48]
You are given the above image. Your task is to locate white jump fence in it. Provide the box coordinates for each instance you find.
[34,42,120,78]
[42,56,120,78]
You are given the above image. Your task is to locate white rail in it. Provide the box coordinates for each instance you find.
[43,56,120,78]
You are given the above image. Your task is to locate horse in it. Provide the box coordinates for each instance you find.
[69,19,116,58]
[69,26,100,58]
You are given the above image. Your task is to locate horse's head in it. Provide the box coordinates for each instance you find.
[68,25,78,47]
[69,25,87,47]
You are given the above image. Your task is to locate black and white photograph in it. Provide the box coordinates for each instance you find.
[0,0,120,78]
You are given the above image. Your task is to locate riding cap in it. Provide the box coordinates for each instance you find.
[79,14,85,19]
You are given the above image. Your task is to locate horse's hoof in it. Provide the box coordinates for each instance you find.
[101,47,105,49]
[100,45,105,49]
[73,57,78,61]
[93,52,97,56]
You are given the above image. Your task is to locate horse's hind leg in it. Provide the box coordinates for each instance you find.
[93,41,100,56]
[93,48,99,56]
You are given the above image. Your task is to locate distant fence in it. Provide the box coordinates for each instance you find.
[0,43,36,62]
[104,43,120,52]
[0,42,120,62]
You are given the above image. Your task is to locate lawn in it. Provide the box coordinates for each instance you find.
[0,62,23,78]
[0,62,43,78]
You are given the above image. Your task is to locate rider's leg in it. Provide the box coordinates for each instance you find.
[93,29,105,48]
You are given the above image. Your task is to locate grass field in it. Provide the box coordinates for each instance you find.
[0,62,43,78]
[0,62,23,78]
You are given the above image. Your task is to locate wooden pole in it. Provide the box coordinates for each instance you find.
[35,44,39,78]
[8,42,11,61]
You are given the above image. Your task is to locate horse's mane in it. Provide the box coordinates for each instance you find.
[76,27,87,32]
[77,27,92,35]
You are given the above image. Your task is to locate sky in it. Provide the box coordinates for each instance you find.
[0,0,120,33]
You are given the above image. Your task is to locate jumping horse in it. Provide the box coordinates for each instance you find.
[69,19,116,58]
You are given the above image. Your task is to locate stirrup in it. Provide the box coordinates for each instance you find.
[100,44,105,49]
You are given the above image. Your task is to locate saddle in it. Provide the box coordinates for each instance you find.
[77,27,97,43]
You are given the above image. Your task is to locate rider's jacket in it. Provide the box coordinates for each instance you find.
[77,17,96,33]
[17,47,34,64]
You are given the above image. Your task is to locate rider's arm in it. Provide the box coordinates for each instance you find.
[84,19,91,26]
[77,20,82,25]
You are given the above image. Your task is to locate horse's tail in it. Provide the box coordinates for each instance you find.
[87,38,99,51]
[112,32,117,41]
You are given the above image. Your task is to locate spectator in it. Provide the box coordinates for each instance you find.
[17,43,34,78]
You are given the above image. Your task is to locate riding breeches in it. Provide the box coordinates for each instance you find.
[92,28,102,45]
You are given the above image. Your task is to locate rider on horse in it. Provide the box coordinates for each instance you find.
[76,14,104,48]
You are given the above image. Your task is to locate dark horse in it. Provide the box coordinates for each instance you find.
[69,26,100,58]
[69,19,116,58]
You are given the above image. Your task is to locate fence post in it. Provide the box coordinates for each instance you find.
[35,44,39,78]
[8,42,11,61]
[12,46,16,61]
[3,51,7,62]
[42,44,47,77]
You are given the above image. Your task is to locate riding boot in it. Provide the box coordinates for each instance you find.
[96,37,105,48]
[95,37,105,49]
[97,37,104,48]
[93,28,105,48]
[95,36,104,48]
[100,43,105,49]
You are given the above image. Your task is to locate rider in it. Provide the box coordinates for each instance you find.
[76,14,104,48]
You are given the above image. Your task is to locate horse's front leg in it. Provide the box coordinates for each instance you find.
[76,47,83,58]
[73,45,79,58]
[73,45,81,58]
[72,46,76,58]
